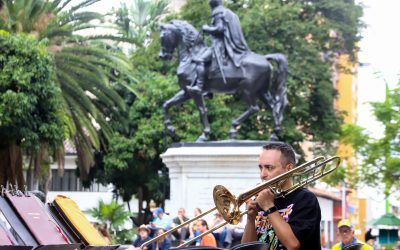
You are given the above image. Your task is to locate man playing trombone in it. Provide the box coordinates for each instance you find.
[242,142,321,250]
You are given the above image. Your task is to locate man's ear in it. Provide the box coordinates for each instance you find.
[286,163,294,171]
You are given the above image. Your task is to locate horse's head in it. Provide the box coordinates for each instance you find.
[159,20,204,61]
[159,23,179,60]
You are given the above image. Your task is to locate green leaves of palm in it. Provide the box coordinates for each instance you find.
[0,0,135,178]
[114,0,168,46]
[87,199,130,231]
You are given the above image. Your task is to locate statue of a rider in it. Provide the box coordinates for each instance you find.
[186,0,250,94]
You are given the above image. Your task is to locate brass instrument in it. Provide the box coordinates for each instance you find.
[141,156,340,249]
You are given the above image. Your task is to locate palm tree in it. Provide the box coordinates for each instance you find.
[87,199,130,238]
[0,0,136,189]
[114,0,169,48]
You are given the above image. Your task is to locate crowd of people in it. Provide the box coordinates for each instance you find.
[132,206,245,250]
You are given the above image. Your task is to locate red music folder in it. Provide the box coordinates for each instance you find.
[5,193,69,245]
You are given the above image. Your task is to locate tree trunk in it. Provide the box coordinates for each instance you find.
[127,201,131,212]
[34,144,51,196]
[26,155,33,190]
[137,187,144,225]
[38,165,51,195]
[0,143,25,189]
[384,185,390,214]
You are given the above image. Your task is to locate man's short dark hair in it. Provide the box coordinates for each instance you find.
[199,219,209,229]
[262,142,296,167]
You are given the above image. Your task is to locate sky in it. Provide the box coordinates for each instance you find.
[357,0,400,138]
[357,0,400,219]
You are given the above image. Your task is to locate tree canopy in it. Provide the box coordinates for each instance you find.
[0,31,65,187]
[0,0,135,189]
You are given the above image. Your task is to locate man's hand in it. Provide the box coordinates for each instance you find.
[245,199,258,221]
[256,188,275,210]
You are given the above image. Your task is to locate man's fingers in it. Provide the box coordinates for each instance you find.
[245,200,256,212]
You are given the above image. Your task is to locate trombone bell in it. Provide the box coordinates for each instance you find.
[213,185,241,225]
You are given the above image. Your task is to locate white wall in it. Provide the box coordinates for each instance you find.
[318,197,334,248]
[162,145,263,216]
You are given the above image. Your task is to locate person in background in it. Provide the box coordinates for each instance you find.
[331,219,372,250]
[394,240,400,250]
[133,224,152,249]
[98,223,112,245]
[171,208,190,244]
[152,228,171,250]
[321,229,328,250]
[194,208,202,217]
[151,207,172,231]
[197,219,217,247]
[365,228,379,250]
[189,208,203,245]
[131,201,156,227]
[211,212,227,247]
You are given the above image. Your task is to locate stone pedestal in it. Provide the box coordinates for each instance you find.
[161,141,265,216]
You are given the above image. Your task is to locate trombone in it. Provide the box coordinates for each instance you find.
[141,156,340,249]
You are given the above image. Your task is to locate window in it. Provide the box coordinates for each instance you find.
[50,169,108,192]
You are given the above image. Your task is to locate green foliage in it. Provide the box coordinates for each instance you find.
[341,123,368,152]
[0,31,64,150]
[113,228,135,244]
[113,0,169,47]
[341,80,400,193]
[102,72,176,204]
[87,199,131,243]
[0,0,135,181]
[301,0,364,60]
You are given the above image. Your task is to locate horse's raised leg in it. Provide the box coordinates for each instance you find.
[162,90,191,137]
[229,90,260,139]
[191,93,210,142]
[272,94,287,140]
[259,93,286,141]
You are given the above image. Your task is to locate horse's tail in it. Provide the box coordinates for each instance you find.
[265,53,288,106]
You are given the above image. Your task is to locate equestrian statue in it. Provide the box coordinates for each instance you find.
[160,0,288,142]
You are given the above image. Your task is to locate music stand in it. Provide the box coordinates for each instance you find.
[83,246,120,250]
[171,246,223,250]
[33,243,81,250]
[230,242,268,250]
[0,247,33,250]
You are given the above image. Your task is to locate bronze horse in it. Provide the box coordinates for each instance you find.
[160,20,288,141]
